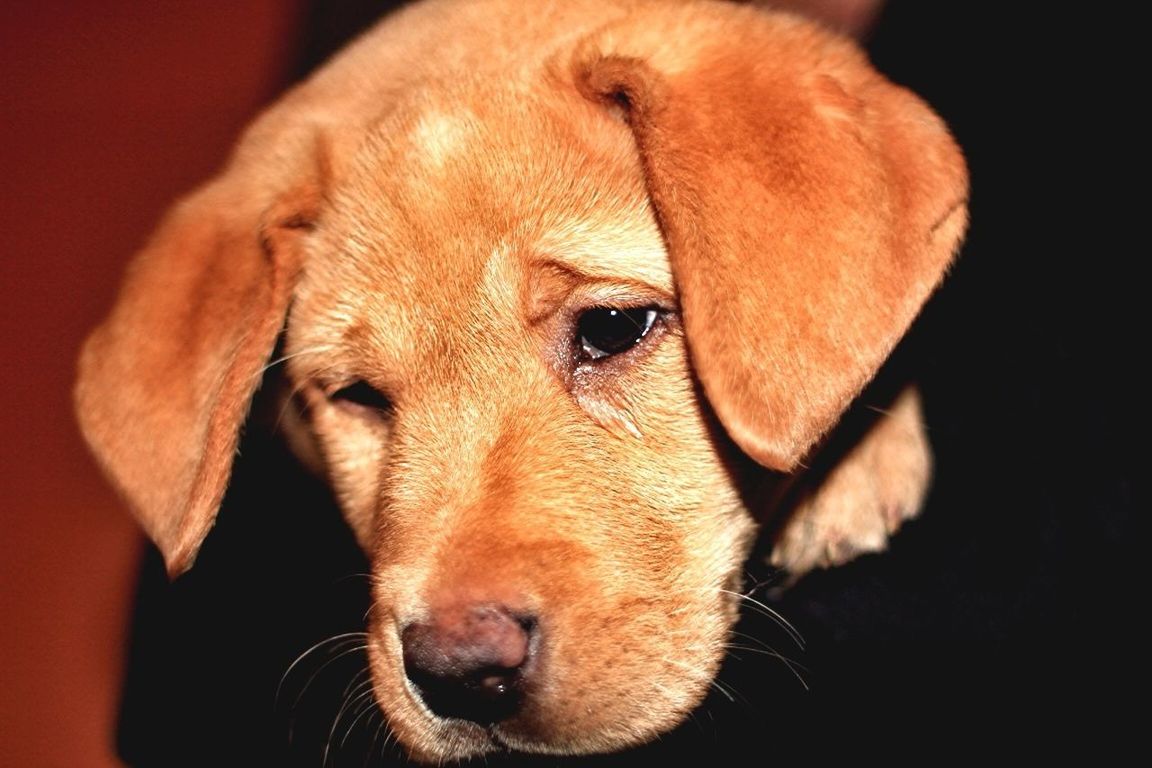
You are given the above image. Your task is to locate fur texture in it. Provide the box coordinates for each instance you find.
[74,0,966,761]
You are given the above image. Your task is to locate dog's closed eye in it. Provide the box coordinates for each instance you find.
[327,379,393,417]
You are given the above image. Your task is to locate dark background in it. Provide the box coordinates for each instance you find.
[1,2,1137,765]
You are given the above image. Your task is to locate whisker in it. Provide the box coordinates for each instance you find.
[662,657,745,706]
[320,681,373,764]
[723,635,810,691]
[741,569,789,596]
[727,629,803,660]
[277,633,370,749]
[374,721,403,765]
[288,641,370,725]
[720,588,805,649]
[257,344,337,379]
[276,632,369,710]
[323,680,376,768]
[339,667,373,706]
[269,360,343,433]
[362,709,392,768]
[339,683,381,751]
[362,599,386,625]
[708,676,745,704]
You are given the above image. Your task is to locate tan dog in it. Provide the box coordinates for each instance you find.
[75,0,967,761]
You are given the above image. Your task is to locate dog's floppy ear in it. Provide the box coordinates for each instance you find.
[573,5,968,471]
[74,137,320,577]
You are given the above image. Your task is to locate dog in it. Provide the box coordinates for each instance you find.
[74,0,967,761]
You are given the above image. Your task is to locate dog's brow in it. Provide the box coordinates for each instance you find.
[532,257,673,299]
[525,257,674,326]
[535,222,673,293]
[525,260,579,326]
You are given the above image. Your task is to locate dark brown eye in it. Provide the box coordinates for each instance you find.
[577,306,659,360]
[329,379,392,414]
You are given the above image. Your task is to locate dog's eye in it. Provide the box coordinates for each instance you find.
[328,379,392,414]
[577,306,659,360]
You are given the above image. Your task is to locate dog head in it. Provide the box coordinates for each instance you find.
[75,0,966,761]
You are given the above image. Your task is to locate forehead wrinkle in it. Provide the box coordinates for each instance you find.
[333,82,654,262]
[303,82,669,376]
[375,244,527,394]
[535,203,672,296]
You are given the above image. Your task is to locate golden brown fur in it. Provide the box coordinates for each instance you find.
[74,0,967,761]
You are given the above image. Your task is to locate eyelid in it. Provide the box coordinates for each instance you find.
[530,256,673,299]
[527,257,676,326]
[575,286,675,313]
[326,378,394,413]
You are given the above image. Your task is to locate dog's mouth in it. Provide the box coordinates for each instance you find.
[390,650,533,762]
[363,594,734,763]
[405,665,528,726]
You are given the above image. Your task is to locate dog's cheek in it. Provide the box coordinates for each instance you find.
[307,402,390,549]
[366,514,748,757]
[362,474,753,756]
[356,345,759,756]
[518,566,743,751]
[508,350,760,748]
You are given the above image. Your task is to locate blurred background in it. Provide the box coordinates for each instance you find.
[1,2,1136,766]
[1,3,306,765]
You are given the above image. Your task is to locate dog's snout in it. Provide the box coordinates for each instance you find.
[401,604,535,724]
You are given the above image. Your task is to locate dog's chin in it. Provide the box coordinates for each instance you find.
[365,622,718,763]
[371,682,707,764]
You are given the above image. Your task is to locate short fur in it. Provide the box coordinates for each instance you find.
[75,0,966,761]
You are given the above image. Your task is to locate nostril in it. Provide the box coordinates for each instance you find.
[401,605,535,724]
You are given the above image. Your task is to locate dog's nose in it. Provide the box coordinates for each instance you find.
[401,604,534,724]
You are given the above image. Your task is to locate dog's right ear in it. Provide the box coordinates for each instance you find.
[572,5,967,473]
[75,138,322,577]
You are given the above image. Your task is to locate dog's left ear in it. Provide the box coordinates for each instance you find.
[74,136,322,576]
[573,4,968,471]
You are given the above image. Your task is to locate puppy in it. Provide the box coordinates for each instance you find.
[75,0,967,761]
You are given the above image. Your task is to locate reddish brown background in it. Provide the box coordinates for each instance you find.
[0,4,303,764]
